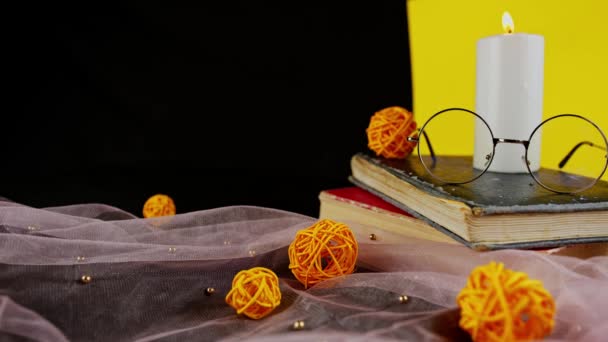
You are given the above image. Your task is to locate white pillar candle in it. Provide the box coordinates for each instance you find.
[473,12,544,173]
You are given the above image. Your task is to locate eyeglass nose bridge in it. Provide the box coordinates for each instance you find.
[493,137,530,148]
[493,138,532,166]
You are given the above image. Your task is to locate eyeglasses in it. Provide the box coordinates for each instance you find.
[407,108,608,194]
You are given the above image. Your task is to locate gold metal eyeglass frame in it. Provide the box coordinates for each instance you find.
[407,108,608,194]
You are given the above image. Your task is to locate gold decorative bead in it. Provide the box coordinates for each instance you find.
[292,320,305,330]
[76,256,86,262]
[248,250,256,257]
[369,233,377,241]
[205,287,215,296]
[399,295,409,303]
[80,275,92,284]
[168,247,177,253]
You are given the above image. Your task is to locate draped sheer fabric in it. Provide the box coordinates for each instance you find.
[1,199,606,341]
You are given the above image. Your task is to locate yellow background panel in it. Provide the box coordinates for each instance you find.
[407,0,608,176]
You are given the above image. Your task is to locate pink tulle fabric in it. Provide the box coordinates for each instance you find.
[0,199,606,341]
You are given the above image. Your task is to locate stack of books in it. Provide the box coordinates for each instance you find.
[318,152,608,258]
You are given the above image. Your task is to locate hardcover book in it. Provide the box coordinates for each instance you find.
[349,152,608,251]
[319,186,608,258]
[319,187,457,245]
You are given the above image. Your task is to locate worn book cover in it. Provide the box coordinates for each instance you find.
[320,186,608,257]
[350,152,608,250]
[319,187,457,244]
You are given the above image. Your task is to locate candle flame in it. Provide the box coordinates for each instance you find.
[502,11,514,34]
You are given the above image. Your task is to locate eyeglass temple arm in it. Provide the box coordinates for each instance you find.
[558,141,606,168]
[408,130,436,162]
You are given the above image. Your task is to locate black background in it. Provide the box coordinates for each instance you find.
[5,1,412,218]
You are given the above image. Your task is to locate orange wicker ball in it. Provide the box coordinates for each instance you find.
[366,106,417,159]
[288,219,358,288]
[225,267,282,320]
[457,261,556,342]
[142,194,176,218]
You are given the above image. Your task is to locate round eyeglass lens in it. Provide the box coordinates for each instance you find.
[417,108,494,183]
[527,114,608,193]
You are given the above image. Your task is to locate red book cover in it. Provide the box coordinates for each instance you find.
[324,187,413,217]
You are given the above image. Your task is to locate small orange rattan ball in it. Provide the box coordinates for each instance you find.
[366,106,417,159]
[457,261,556,342]
[288,219,358,288]
[143,194,176,218]
[225,267,282,320]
